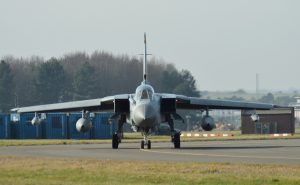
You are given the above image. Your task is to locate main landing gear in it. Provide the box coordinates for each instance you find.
[112,132,119,149]
[172,132,180,149]
[112,114,126,149]
[167,115,181,149]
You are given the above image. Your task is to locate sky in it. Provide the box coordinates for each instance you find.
[0,0,299,92]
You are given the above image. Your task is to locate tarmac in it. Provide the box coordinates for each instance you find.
[0,139,300,165]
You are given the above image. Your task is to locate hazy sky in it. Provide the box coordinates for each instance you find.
[0,0,299,91]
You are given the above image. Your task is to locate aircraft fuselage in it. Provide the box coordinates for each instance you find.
[129,83,161,133]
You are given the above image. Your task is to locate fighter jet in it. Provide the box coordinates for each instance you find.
[11,33,278,149]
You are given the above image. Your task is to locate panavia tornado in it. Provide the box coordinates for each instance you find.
[11,33,278,149]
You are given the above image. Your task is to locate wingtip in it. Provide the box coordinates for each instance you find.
[10,108,19,112]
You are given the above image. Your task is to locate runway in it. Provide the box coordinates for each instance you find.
[1,139,300,165]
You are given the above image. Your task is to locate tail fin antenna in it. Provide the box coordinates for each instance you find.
[143,32,147,82]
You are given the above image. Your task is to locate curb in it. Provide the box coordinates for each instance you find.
[181,133,294,137]
[272,133,293,137]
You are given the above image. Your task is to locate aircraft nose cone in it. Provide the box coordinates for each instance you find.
[133,104,156,126]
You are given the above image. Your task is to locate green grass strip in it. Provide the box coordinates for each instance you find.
[0,156,299,185]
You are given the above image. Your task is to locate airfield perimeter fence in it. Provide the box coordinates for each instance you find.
[0,112,116,139]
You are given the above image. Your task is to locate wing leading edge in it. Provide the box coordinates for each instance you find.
[161,94,278,110]
[11,93,277,113]
[11,94,130,113]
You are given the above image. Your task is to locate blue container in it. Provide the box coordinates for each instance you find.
[15,113,42,139]
[92,113,115,139]
[0,114,10,139]
[9,112,116,140]
[42,113,67,139]
[68,113,91,139]
[10,123,18,139]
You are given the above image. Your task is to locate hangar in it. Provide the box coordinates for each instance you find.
[241,108,295,134]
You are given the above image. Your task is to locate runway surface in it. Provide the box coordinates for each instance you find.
[1,139,300,165]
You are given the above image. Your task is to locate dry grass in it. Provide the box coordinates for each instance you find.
[0,156,299,185]
[1,131,300,147]
[0,139,111,147]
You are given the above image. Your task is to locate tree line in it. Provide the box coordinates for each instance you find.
[224,92,296,106]
[0,51,200,112]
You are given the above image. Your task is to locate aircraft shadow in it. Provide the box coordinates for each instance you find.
[82,147,143,150]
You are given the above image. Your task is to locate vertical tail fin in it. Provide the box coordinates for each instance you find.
[143,33,147,82]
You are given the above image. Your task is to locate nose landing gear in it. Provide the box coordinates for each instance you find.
[141,131,151,149]
[141,140,151,149]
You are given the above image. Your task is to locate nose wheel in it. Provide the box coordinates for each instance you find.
[141,140,151,149]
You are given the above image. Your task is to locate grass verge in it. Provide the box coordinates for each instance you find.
[1,132,300,147]
[0,156,299,185]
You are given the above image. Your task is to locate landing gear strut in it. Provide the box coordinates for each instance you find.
[167,114,181,149]
[112,133,119,149]
[112,114,126,149]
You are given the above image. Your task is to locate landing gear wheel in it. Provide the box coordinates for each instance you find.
[174,133,180,149]
[141,140,145,149]
[147,140,151,149]
[112,133,119,149]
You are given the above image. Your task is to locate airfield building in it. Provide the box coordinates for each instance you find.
[241,107,295,134]
[289,97,300,126]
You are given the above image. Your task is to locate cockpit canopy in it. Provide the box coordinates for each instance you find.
[135,84,155,100]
